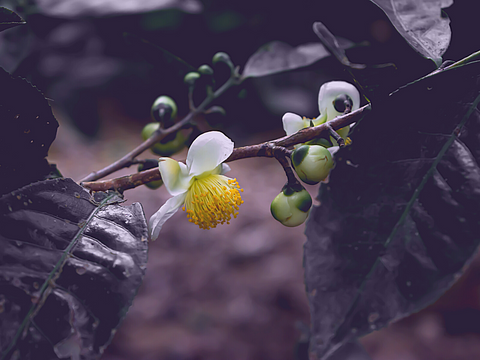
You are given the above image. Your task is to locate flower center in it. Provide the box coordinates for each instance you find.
[182,174,244,230]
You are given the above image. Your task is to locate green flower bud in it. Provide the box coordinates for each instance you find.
[141,122,160,140]
[291,145,334,185]
[151,95,177,123]
[184,72,201,85]
[270,183,312,227]
[138,159,164,190]
[141,122,186,156]
[212,52,234,70]
[198,64,214,75]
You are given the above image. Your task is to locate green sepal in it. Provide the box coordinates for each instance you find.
[291,145,309,168]
[282,181,305,196]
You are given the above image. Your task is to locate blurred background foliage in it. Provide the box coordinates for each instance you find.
[1,0,476,140]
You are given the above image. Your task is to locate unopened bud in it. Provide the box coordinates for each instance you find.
[270,183,312,227]
[184,72,201,85]
[291,145,334,185]
[198,64,214,75]
[212,52,234,70]
[151,95,177,123]
[141,122,186,156]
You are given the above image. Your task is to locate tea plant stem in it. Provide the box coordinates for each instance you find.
[81,104,370,192]
[79,75,239,183]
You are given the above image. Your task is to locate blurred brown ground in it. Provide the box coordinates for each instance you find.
[49,99,480,360]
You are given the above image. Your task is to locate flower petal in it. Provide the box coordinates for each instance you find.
[312,113,327,126]
[327,146,340,156]
[149,192,187,240]
[220,163,231,175]
[318,81,360,121]
[282,112,307,136]
[186,131,234,176]
[158,158,192,196]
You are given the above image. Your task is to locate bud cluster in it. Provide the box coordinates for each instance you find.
[270,81,360,227]
[271,182,312,227]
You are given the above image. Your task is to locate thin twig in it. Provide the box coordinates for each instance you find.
[81,104,370,192]
[274,151,297,185]
[227,103,369,161]
[325,123,345,147]
[79,76,238,183]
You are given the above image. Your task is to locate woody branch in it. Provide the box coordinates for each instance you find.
[81,104,370,192]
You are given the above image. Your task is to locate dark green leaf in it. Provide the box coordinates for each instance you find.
[311,22,428,103]
[312,23,365,70]
[243,41,353,79]
[369,0,452,67]
[0,178,148,360]
[0,67,59,196]
[123,33,197,80]
[304,61,480,359]
[0,7,25,32]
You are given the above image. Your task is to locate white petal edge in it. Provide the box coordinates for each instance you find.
[220,163,231,174]
[282,112,306,136]
[327,146,340,156]
[186,131,234,176]
[312,113,327,126]
[149,192,187,240]
[158,158,192,196]
[318,81,360,121]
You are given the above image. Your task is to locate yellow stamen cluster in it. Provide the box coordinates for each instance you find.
[182,175,244,230]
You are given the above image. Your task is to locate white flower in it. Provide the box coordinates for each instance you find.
[317,81,360,123]
[149,131,244,240]
[282,81,360,142]
[282,112,324,137]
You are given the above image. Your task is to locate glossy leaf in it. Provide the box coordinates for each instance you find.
[242,40,352,79]
[370,0,453,67]
[0,178,148,360]
[35,0,202,17]
[304,61,480,359]
[0,7,25,32]
[0,67,59,196]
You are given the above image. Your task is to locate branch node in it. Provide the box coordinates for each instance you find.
[325,123,345,148]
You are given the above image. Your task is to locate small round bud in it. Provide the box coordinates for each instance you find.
[141,122,160,140]
[270,184,312,227]
[141,122,186,156]
[184,72,201,85]
[212,52,234,69]
[198,64,214,75]
[152,132,186,156]
[291,145,334,185]
[138,159,164,190]
[151,95,177,123]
